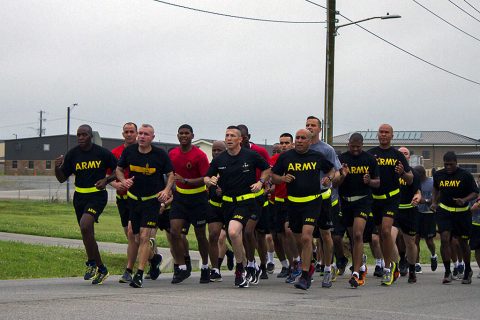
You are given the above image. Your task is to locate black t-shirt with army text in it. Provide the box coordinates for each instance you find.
[272,149,334,198]
[367,146,411,196]
[117,144,173,197]
[338,151,379,197]
[61,144,117,189]
[433,167,479,207]
[206,147,270,197]
[399,168,421,205]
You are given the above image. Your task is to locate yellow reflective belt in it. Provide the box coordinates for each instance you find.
[75,186,100,193]
[288,194,321,203]
[372,188,400,200]
[274,197,286,203]
[473,222,480,227]
[127,191,158,201]
[332,199,339,207]
[176,185,206,195]
[399,203,414,209]
[321,189,332,200]
[254,188,265,198]
[208,199,222,208]
[263,200,269,207]
[222,193,256,202]
[116,194,128,200]
[439,203,469,212]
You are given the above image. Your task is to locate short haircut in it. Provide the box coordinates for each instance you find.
[443,151,457,162]
[178,124,193,133]
[306,116,321,126]
[226,125,241,137]
[79,124,93,137]
[414,165,426,178]
[237,124,249,134]
[123,122,137,131]
[349,132,364,143]
[280,132,293,141]
[141,123,155,134]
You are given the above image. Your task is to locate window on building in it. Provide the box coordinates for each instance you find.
[28,161,34,169]
[46,160,52,170]
[422,150,430,159]
[43,144,50,151]
[12,160,17,169]
[459,164,477,174]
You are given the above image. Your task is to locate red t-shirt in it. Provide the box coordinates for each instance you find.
[110,144,129,195]
[270,152,287,199]
[169,146,210,189]
[250,143,270,180]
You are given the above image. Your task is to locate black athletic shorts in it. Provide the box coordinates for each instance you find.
[255,200,271,234]
[116,195,130,228]
[170,191,208,228]
[158,208,190,235]
[416,211,437,239]
[394,207,417,236]
[341,197,371,228]
[287,198,321,234]
[469,223,480,250]
[272,200,289,233]
[73,190,108,224]
[435,207,472,240]
[331,201,346,237]
[206,199,225,224]
[129,198,160,234]
[318,195,333,231]
[363,213,375,243]
[372,196,399,226]
[223,198,259,228]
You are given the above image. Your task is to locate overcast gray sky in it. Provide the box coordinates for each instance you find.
[1,0,479,145]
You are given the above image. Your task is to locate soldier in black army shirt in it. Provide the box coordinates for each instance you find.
[432,151,479,284]
[55,124,117,285]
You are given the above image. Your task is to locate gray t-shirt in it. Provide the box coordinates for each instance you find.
[310,141,341,198]
[418,177,433,213]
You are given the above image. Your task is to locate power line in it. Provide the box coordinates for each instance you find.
[412,0,480,42]
[463,0,480,15]
[304,0,480,86]
[448,0,480,23]
[152,0,326,24]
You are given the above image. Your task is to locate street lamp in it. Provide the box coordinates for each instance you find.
[66,103,78,202]
[323,2,401,144]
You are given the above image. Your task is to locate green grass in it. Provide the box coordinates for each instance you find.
[0,199,199,250]
[0,240,126,279]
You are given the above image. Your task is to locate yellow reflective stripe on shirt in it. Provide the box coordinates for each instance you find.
[75,186,101,193]
[372,188,400,200]
[208,199,222,208]
[399,203,414,209]
[288,194,321,203]
[127,191,158,201]
[321,189,332,200]
[439,203,469,212]
[472,222,480,227]
[263,200,269,207]
[222,193,256,202]
[176,185,206,195]
[332,199,339,207]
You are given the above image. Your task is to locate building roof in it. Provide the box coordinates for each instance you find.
[333,131,480,146]
[457,151,480,157]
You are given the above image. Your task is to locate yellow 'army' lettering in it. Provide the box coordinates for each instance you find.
[76,160,102,171]
[399,177,407,186]
[349,166,369,174]
[376,158,397,166]
[287,162,317,171]
[439,180,461,187]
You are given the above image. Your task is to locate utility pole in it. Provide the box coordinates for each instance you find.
[324,0,336,145]
[38,110,46,137]
[66,103,78,202]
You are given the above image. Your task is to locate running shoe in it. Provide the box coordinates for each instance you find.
[260,265,269,280]
[92,269,109,285]
[200,267,211,284]
[119,270,133,283]
[393,262,400,282]
[349,274,360,288]
[318,264,325,276]
[267,262,275,274]
[171,268,190,284]
[458,263,465,278]
[359,266,367,286]
[308,263,316,279]
[294,277,309,290]
[285,271,296,284]
[374,265,384,277]
[331,265,338,282]
[277,266,289,278]
[235,270,249,288]
[322,271,333,288]
[210,269,223,282]
[251,267,261,285]
[431,255,438,272]
[336,256,348,276]
[245,266,255,282]
[185,257,192,276]
[226,250,235,271]
[442,272,453,284]
[149,254,162,280]
[408,271,417,284]
[461,270,473,284]
[381,267,394,286]
[84,263,97,281]
[129,272,143,288]
[399,259,408,277]
[415,263,423,274]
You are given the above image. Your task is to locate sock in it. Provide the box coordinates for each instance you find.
[409,264,415,272]
[87,260,96,267]
[454,260,459,268]
[179,264,187,271]
[236,262,244,272]
[280,259,289,268]
[126,268,133,274]
[360,265,366,272]
[301,270,309,279]
[464,261,471,272]
[376,259,382,267]
[98,264,107,273]
[201,264,208,270]
[213,268,220,273]
[431,254,437,258]
[325,265,332,273]
[247,260,255,268]
[381,259,385,268]
[267,252,274,264]
[218,257,224,268]
[295,256,301,262]
[137,269,144,277]
[399,252,406,263]
[352,271,359,278]
[443,261,451,273]
[384,268,391,273]
[259,263,265,271]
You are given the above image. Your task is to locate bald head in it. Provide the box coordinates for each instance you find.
[212,140,226,158]
[398,146,410,160]
[294,128,312,154]
[378,123,394,148]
